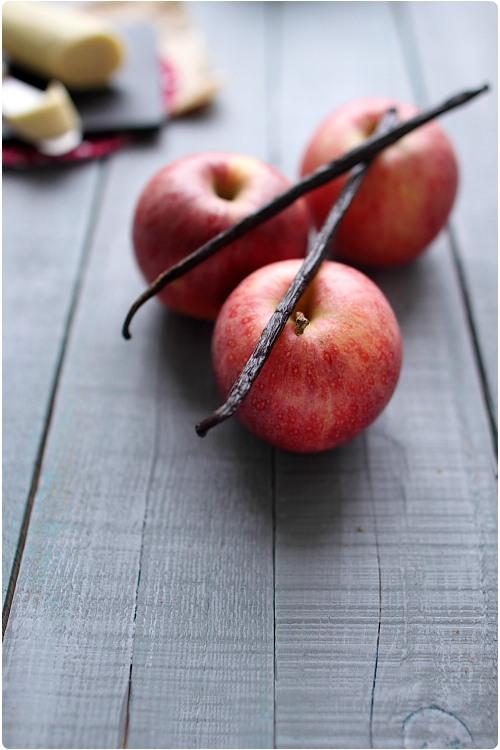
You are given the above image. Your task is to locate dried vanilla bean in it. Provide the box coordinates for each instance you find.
[122,84,489,339]
[196,109,398,436]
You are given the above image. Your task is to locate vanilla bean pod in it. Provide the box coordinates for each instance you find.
[195,109,398,437]
[122,83,488,340]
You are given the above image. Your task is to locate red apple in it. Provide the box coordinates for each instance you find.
[301,97,458,267]
[133,152,311,320]
[212,259,402,453]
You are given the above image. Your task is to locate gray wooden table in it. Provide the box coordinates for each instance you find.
[3,3,497,748]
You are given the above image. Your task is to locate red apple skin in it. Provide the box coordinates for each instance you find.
[133,152,311,320]
[301,97,459,267]
[212,259,402,453]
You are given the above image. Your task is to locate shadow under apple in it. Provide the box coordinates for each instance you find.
[153,304,274,521]
[146,245,427,549]
[363,243,441,327]
[273,431,377,547]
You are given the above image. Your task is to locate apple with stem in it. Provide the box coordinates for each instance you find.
[301,97,458,267]
[212,259,402,453]
[133,152,311,320]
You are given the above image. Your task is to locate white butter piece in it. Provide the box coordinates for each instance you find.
[2,1,125,89]
[3,78,81,152]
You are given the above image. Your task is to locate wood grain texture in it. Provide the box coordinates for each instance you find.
[396,0,498,417]
[3,3,497,749]
[3,3,274,748]
[125,316,273,748]
[274,3,496,748]
[369,250,497,749]
[2,151,160,748]
[3,163,100,603]
[126,5,274,747]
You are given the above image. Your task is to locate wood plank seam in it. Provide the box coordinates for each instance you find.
[365,436,382,749]
[272,447,277,750]
[119,339,162,749]
[447,224,498,448]
[2,160,110,637]
[391,1,497,446]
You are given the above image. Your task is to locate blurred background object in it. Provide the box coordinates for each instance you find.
[91,1,221,116]
[2,1,221,166]
[3,1,125,88]
[3,78,81,154]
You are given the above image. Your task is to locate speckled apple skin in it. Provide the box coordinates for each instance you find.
[133,152,311,320]
[212,260,403,453]
[301,98,458,267]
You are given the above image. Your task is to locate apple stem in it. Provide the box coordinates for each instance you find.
[195,109,399,437]
[294,312,309,336]
[122,83,489,340]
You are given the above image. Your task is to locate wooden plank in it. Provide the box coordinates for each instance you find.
[126,4,274,747]
[369,254,497,749]
[125,338,273,749]
[275,2,496,747]
[396,0,498,417]
[3,3,274,747]
[2,152,159,748]
[3,162,101,604]
[275,5,410,745]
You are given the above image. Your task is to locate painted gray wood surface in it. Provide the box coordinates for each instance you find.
[397,0,498,419]
[2,162,101,602]
[3,3,274,748]
[275,4,409,746]
[274,2,497,748]
[126,4,275,748]
[2,151,160,747]
[3,3,497,749]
